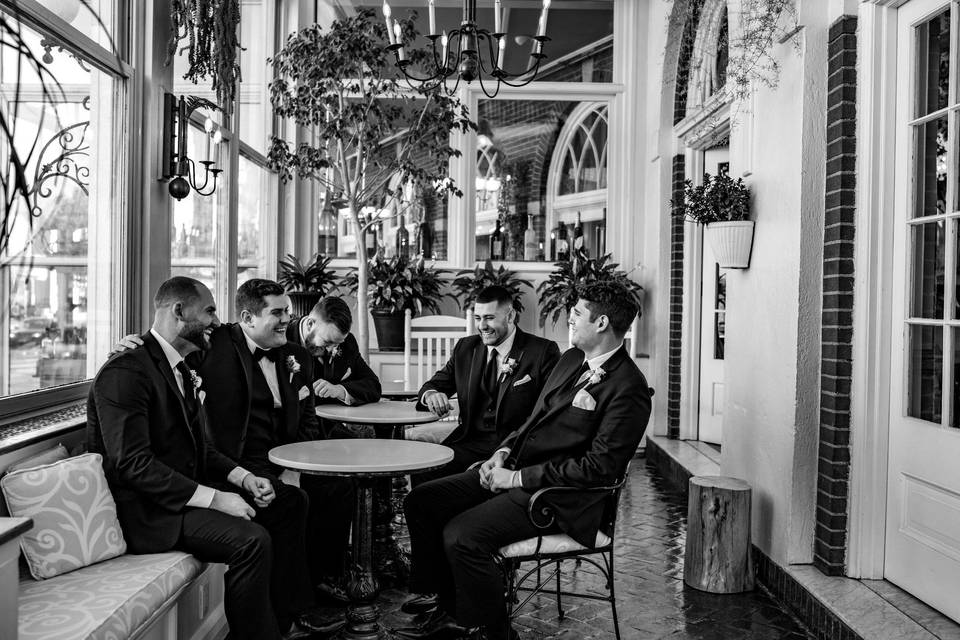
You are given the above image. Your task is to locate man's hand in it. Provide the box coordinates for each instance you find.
[243,475,275,508]
[478,449,509,490]
[210,490,256,520]
[423,391,453,418]
[486,467,518,492]
[109,333,143,355]
[313,379,347,402]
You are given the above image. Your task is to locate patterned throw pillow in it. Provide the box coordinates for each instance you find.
[0,453,127,579]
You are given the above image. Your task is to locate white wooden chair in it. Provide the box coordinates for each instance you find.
[402,309,471,392]
[623,316,641,358]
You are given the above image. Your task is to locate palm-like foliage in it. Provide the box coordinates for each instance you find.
[450,259,532,314]
[536,249,644,328]
[342,255,451,315]
[277,253,339,294]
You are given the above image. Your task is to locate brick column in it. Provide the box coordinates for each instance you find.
[668,154,686,438]
[815,16,858,576]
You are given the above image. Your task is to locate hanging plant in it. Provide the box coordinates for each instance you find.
[166,0,242,116]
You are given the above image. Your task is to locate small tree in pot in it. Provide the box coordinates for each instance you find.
[671,172,754,268]
[267,9,475,359]
[342,254,451,351]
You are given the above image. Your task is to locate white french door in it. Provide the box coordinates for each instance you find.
[696,148,729,445]
[886,0,960,623]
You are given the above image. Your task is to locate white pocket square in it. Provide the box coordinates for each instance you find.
[572,389,596,411]
[513,374,532,387]
[341,367,352,382]
[298,385,310,401]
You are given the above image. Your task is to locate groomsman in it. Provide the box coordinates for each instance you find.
[398,281,652,640]
[88,277,307,640]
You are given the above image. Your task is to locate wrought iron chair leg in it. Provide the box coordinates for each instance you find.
[555,559,564,620]
[607,550,621,640]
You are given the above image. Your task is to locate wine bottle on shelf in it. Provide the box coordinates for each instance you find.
[523,214,537,261]
[489,216,503,260]
[573,211,584,254]
[318,193,338,256]
[364,222,377,259]
[396,213,410,259]
[557,222,570,261]
[416,218,432,258]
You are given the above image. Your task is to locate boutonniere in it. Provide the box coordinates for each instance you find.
[586,367,606,387]
[500,356,519,377]
[286,355,300,382]
[327,344,342,359]
[189,369,202,390]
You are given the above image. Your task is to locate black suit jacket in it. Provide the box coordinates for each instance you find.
[501,345,652,547]
[417,328,561,444]
[197,324,320,464]
[285,320,382,406]
[86,331,237,554]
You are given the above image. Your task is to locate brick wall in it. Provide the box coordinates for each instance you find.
[668,154,685,438]
[815,16,858,576]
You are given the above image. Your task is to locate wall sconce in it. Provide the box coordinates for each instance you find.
[161,92,222,201]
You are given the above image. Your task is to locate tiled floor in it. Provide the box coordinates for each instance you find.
[355,456,816,639]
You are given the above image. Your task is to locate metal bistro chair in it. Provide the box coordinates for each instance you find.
[494,466,630,640]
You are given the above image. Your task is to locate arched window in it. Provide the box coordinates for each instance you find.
[687,0,730,112]
[546,102,609,258]
[476,143,503,216]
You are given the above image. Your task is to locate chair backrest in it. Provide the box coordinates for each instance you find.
[403,309,471,392]
[622,316,640,358]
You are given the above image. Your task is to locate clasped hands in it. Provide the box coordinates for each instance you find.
[422,391,453,418]
[312,378,347,402]
[211,474,275,520]
[478,449,519,493]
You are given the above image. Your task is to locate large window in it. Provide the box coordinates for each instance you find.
[170,0,278,314]
[0,1,127,409]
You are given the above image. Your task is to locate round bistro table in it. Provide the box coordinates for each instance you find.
[315,399,442,439]
[270,439,453,640]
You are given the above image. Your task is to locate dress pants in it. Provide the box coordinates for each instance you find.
[301,473,355,582]
[178,508,281,640]
[404,469,561,640]
[238,478,314,631]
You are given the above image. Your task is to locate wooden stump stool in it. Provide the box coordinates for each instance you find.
[683,476,755,593]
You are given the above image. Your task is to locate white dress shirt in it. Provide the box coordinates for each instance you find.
[243,332,283,408]
[149,329,250,507]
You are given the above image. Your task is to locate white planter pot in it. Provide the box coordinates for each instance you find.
[706,220,755,269]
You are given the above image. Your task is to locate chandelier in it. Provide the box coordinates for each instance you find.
[383,0,552,98]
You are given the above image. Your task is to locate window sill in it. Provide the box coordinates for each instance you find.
[0,402,86,454]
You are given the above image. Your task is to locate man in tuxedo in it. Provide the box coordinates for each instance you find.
[199,279,354,613]
[408,285,560,480]
[87,277,298,640]
[397,281,652,640]
[285,295,382,438]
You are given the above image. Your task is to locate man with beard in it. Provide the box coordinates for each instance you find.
[87,277,300,640]
[283,295,376,602]
[108,278,344,638]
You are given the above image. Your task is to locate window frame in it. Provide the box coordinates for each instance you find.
[0,0,134,424]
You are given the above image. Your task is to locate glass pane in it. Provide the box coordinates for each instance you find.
[908,325,943,423]
[40,1,119,52]
[714,267,726,360]
[953,328,960,428]
[0,12,122,399]
[173,42,223,125]
[910,221,945,318]
[912,116,948,218]
[239,0,272,154]
[171,126,221,262]
[476,99,608,262]
[237,156,276,279]
[915,7,950,118]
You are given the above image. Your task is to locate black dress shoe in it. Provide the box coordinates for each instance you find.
[401,593,439,615]
[393,610,470,640]
[295,609,346,636]
[315,579,350,606]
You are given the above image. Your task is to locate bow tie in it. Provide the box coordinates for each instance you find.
[253,347,279,362]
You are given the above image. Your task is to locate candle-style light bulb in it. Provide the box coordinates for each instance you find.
[497,38,505,68]
[383,2,395,44]
[494,0,502,33]
[394,22,406,60]
[204,117,214,134]
[428,0,436,36]
[537,0,550,37]
[440,31,449,68]
[212,129,222,145]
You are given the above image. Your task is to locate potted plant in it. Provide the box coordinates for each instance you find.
[450,259,532,316]
[342,254,450,351]
[267,9,475,359]
[672,172,754,268]
[537,249,645,329]
[277,253,340,317]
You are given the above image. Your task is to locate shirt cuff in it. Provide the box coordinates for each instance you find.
[342,387,354,405]
[227,466,251,488]
[421,389,437,404]
[496,447,511,459]
[510,469,523,489]
[186,484,216,509]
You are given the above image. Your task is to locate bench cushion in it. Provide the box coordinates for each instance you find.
[18,551,203,640]
[498,531,612,558]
